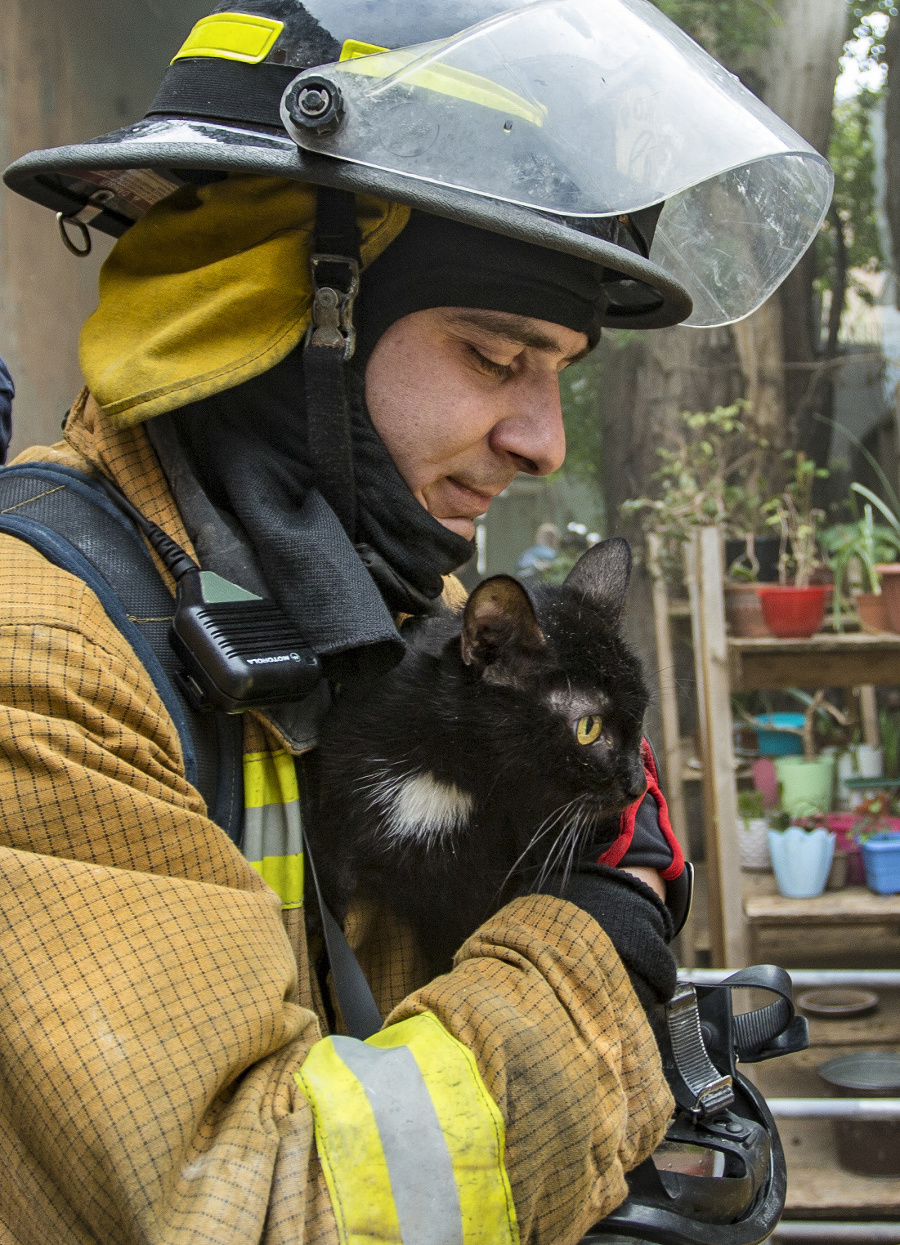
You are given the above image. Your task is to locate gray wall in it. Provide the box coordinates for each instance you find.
[0,0,207,454]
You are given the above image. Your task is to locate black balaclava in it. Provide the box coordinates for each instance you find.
[170,211,608,681]
[355,210,607,365]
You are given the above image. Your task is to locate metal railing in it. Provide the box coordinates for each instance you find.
[679,968,900,988]
[770,1224,900,1241]
[768,1098,900,1120]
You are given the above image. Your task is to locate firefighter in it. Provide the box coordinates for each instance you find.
[0,3,830,1242]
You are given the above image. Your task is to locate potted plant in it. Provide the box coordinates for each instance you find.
[623,403,775,636]
[833,731,885,810]
[767,808,836,898]
[845,790,900,894]
[736,788,770,870]
[756,452,830,638]
[850,481,900,633]
[772,689,849,818]
[722,472,774,637]
[861,832,900,894]
[821,501,900,633]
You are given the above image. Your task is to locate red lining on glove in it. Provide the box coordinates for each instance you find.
[597,739,685,881]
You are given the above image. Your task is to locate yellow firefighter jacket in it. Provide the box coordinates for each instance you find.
[0,175,673,1245]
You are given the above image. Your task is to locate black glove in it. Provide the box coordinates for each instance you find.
[540,863,677,1028]
[616,788,693,936]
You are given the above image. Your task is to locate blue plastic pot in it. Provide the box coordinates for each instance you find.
[768,826,835,898]
[862,834,900,895]
[753,713,805,757]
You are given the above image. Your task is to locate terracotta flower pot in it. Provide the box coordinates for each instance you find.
[875,565,900,632]
[723,584,771,637]
[855,591,890,634]
[756,585,827,639]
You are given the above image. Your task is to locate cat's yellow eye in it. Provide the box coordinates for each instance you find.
[575,715,602,745]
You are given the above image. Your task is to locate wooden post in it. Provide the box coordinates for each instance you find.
[647,533,695,967]
[859,685,880,748]
[685,526,748,968]
[647,534,690,856]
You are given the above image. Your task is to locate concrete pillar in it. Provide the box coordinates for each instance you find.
[0,0,206,454]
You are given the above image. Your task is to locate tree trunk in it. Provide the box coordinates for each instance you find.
[731,298,786,448]
[744,0,846,466]
[601,326,744,766]
[884,14,900,310]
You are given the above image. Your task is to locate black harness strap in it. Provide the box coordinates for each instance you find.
[303,186,360,539]
[303,834,383,1040]
[0,461,381,1034]
[0,463,243,840]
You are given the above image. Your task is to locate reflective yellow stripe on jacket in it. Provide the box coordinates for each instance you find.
[297,1011,519,1245]
[242,749,303,908]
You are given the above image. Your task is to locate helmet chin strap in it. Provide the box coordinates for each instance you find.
[302,188,449,618]
[303,185,360,540]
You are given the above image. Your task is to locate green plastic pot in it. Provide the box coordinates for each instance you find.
[775,754,835,818]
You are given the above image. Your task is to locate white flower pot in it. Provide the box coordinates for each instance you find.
[837,744,884,810]
[768,826,835,898]
[737,817,770,871]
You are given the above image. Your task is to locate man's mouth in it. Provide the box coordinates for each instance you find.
[444,477,501,517]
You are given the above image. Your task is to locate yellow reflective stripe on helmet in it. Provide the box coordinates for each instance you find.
[172,13,285,65]
[340,46,545,127]
[296,1012,519,1245]
[242,749,303,909]
[340,39,389,61]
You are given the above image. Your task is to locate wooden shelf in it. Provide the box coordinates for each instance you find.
[729,632,900,691]
[745,885,900,926]
[649,527,900,964]
[782,1157,900,1219]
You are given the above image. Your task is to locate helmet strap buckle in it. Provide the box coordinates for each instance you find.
[308,253,359,360]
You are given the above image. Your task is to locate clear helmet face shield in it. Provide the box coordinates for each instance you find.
[281,0,833,327]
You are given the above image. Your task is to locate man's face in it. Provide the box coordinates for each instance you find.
[364,307,589,539]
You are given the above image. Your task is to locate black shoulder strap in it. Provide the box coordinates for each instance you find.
[303,834,383,1040]
[0,463,243,841]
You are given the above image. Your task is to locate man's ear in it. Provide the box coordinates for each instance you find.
[461,576,545,668]
[564,537,632,618]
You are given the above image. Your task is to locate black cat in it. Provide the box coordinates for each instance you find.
[312,537,649,977]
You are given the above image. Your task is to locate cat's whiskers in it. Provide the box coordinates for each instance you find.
[532,797,602,894]
[528,799,591,895]
[496,796,583,898]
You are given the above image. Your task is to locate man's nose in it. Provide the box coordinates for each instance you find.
[488,376,567,477]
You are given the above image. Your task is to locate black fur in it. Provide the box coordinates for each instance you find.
[312,538,649,977]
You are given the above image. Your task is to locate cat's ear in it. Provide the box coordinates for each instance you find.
[461,576,545,668]
[564,537,632,617]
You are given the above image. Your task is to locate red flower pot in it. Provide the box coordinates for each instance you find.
[756,585,827,638]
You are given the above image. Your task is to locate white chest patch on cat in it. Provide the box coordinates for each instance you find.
[370,770,474,842]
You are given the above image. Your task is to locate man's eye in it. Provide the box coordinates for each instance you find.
[467,345,513,379]
[574,715,602,745]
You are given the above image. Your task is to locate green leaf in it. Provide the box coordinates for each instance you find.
[851,482,900,540]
